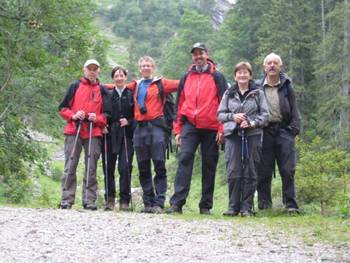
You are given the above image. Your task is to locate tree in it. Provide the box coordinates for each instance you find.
[160,9,215,79]
[105,0,187,75]
[214,0,271,77]
[296,137,350,215]
[0,0,107,203]
[314,0,350,148]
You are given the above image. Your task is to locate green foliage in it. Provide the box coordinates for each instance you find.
[51,163,63,182]
[36,174,61,207]
[2,167,32,203]
[161,9,215,79]
[296,137,350,215]
[0,116,44,203]
[337,194,350,218]
[104,0,188,76]
[215,0,272,77]
[0,0,107,203]
[314,1,350,148]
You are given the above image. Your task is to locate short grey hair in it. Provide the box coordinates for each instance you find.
[263,52,283,66]
[138,56,156,68]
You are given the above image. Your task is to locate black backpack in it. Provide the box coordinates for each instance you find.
[155,80,175,158]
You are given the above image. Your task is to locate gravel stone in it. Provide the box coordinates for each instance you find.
[0,207,349,263]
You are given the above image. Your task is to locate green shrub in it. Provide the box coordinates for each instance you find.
[337,194,350,218]
[1,168,32,203]
[296,137,350,215]
[51,163,63,182]
[0,116,46,204]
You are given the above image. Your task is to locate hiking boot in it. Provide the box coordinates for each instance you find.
[199,208,211,215]
[240,211,253,217]
[104,197,115,211]
[222,210,239,217]
[120,203,131,212]
[141,206,154,213]
[83,204,97,211]
[59,203,72,209]
[165,205,183,214]
[152,206,163,214]
[287,207,300,215]
[258,201,272,210]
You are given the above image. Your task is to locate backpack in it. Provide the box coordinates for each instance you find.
[155,80,175,159]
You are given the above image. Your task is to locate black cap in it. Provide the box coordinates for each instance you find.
[190,42,207,53]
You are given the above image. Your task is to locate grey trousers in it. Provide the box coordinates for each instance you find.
[224,133,262,213]
[61,135,101,206]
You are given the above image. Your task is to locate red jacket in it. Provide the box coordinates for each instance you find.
[174,61,227,135]
[127,77,179,121]
[59,77,107,139]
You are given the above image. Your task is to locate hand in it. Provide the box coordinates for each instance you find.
[87,112,96,122]
[240,120,250,129]
[233,113,246,124]
[72,110,85,120]
[102,126,108,134]
[175,134,181,146]
[120,118,128,127]
[216,132,224,145]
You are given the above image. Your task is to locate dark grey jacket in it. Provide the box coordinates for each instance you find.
[217,81,269,137]
[258,72,301,135]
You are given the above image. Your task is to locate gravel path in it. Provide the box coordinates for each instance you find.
[0,207,348,263]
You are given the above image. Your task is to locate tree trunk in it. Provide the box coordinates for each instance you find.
[341,0,350,147]
[321,0,326,63]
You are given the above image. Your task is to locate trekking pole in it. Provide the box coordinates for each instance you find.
[241,129,245,169]
[104,132,109,204]
[245,132,256,216]
[123,127,133,210]
[63,120,81,191]
[85,121,93,205]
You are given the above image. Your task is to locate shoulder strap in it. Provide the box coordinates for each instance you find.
[155,79,164,102]
[283,83,290,97]
[175,73,189,109]
[212,70,227,98]
[212,70,220,89]
[58,80,81,110]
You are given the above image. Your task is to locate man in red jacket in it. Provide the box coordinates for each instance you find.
[127,56,179,213]
[58,59,110,210]
[167,43,228,214]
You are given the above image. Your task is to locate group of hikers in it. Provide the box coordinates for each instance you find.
[58,42,300,217]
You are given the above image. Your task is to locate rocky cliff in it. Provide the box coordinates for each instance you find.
[211,0,236,27]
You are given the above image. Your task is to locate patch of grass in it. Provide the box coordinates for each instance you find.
[166,209,350,246]
[257,214,350,245]
[35,174,61,207]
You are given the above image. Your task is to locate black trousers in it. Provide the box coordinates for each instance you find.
[257,124,299,209]
[225,134,261,213]
[134,124,167,208]
[101,134,133,204]
[170,122,219,209]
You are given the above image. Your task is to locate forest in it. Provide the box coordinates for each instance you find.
[0,0,349,217]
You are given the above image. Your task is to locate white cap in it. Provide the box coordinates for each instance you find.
[84,59,100,68]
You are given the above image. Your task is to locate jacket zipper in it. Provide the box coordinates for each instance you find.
[194,73,201,124]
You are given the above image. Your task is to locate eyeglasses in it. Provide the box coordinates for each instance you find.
[140,64,153,68]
